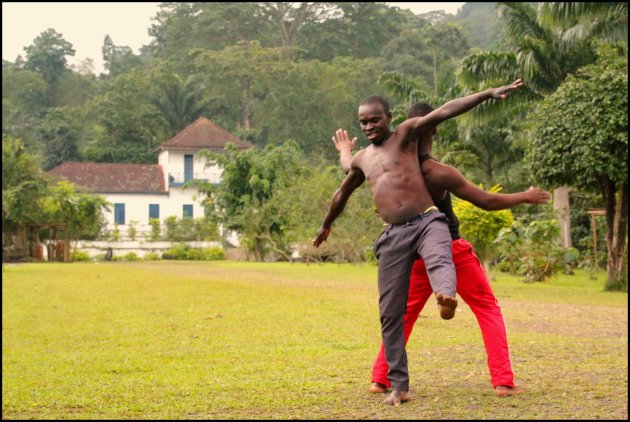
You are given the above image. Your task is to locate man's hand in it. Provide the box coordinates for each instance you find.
[490,79,524,100]
[312,226,332,248]
[332,129,357,153]
[524,186,551,204]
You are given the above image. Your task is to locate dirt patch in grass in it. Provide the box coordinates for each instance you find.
[503,299,628,339]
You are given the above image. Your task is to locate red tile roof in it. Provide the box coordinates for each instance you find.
[155,117,253,152]
[48,162,166,194]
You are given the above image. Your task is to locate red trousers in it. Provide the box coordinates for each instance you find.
[371,238,515,388]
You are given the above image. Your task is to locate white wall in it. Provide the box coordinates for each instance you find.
[100,150,224,236]
[161,150,222,184]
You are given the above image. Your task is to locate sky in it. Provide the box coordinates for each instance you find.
[3,2,465,75]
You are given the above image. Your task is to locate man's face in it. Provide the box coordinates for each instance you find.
[358,103,391,145]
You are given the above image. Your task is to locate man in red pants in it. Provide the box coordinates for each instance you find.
[332,101,550,397]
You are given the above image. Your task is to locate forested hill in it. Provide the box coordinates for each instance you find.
[2,2,503,168]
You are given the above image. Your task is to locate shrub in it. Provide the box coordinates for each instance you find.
[143,252,161,261]
[495,218,580,283]
[453,185,513,265]
[203,247,225,260]
[162,244,224,260]
[113,252,141,262]
[148,218,161,241]
[71,250,91,262]
[127,220,138,241]
[111,225,120,241]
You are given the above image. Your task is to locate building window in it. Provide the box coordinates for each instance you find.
[114,203,125,225]
[183,204,193,218]
[149,204,160,221]
[184,154,193,182]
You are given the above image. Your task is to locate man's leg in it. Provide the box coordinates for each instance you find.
[371,259,433,392]
[374,224,417,404]
[453,239,522,396]
[415,212,457,319]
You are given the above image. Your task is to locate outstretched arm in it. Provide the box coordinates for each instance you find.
[400,79,524,139]
[427,162,550,210]
[312,166,366,247]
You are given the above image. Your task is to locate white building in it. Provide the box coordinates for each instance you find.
[48,117,253,238]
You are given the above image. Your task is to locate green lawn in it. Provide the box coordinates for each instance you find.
[2,261,627,419]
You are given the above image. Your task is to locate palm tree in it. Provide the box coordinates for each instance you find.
[149,73,213,136]
[455,2,627,247]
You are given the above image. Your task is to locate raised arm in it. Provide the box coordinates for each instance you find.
[427,162,550,210]
[399,79,524,140]
[312,165,366,247]
[332,129,356,174]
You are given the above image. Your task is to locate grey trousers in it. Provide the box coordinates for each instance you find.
[374,210,456,391]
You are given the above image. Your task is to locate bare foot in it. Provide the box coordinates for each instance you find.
[436,293,458,320]
[494,385,524,397]
[383,390,410,406]
[369,382,388,394]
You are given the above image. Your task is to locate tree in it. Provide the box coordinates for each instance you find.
[193,41,288,134]
[148,2,271,63]
[455,2,500,50]
[296,2,413,61]
[2,136,50,234]
[40,181,110,256]
[101,35,142,78]
[538,2,628,44]
[2,66,48,150]
[39,107,83,170]
[525,45,627,290]
[198,142,305,261]
[455,2,614,248]
[381,22,469,95]
[147,69,213,135]
[85,70,165,163]
[23,28,76,106]
[258,2,339,51]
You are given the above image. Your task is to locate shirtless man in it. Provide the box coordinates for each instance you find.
[312,80,523,405]
[333,100,549,398]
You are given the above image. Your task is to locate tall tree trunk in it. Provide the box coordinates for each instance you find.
[241,86,251,130]
[605,181,628,290]
[553,186,572,248]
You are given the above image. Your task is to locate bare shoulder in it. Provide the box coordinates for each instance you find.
[351,147,370,167]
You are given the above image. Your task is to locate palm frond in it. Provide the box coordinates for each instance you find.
[498,3,550,45]
[539,2,628,42]
[456,51,518,90]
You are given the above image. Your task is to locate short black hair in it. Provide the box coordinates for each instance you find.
[360,95,391,115]
[407,101,434,118]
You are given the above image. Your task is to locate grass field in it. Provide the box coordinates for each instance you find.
[2,261,627,419]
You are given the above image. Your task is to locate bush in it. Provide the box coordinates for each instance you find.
[164,216,219,242]
[495,218,580,283]
[127,220,138,241]
[113,252,141,262]
[71,250,91,262]
[143,252,161,261]
[453,185,513,265]
[148,218,161,241]
[161,243,225,260]
[203,247,225,260]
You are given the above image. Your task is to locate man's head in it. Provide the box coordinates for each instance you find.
[358,96,392,145]
[407,101,433,119]
[408,101,437,136]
